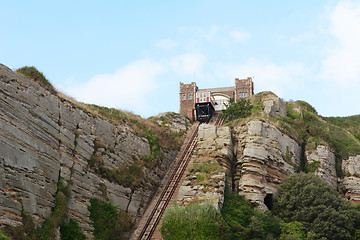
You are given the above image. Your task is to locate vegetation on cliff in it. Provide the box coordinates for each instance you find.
[0,231,10,240]
[88,198,133,240]
[5,65,190,239]
[221,98,253,121]
[273,172,360,240]
[16,66,57,94]
[2,180,86,240]
[161,173,360,240]
[16,65,186,189]
[223,91,360,176]
[160,202,227,240]
[16,66,185,153]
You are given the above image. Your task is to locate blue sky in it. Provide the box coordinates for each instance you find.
[1,1,360,118]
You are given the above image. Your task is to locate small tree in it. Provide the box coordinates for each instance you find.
[273,172,360,240]
[221,98,253,122]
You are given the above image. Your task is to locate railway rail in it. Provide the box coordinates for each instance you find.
[135,122,200,240]
[206,112,226,126]
[133,114,224,240]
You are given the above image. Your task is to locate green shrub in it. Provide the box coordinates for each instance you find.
[273,172,360,240]
[88,198,132,240]
[60,219,86,240]
[280,221,306,240]
[247,211,281,240]
[295,100,317,114]
[222,98,253,122]
[0,231,10,240]
[221,193,253,239]
[16,66,57,94]
[221,191,281,240]
[327,115,360,142]
[305,160,320,173]
[36,180,70,240]
[161,202,227,240]
[3,180,72,240]
[286,103,302,120]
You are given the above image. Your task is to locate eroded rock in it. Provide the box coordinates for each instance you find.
[234,120,301,210]
[0,64,181,239]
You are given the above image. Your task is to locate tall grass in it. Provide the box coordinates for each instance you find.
[161,202,226,240]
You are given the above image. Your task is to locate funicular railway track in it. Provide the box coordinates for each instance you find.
[207,112,226,126]
[135,122,200,240]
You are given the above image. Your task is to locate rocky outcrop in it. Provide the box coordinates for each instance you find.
[155,112,190,133]
[234,120,301,210]
[261,92,287,118]
[341,155,360,204]
[0,64,180,238]
[177,124,230,210]
[305,145,338,188]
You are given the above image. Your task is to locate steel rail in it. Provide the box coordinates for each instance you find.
[136,122,200,240]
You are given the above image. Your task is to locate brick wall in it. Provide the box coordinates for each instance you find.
[179,82,197,118]
[235,77,254,102]
[179,78,254,119]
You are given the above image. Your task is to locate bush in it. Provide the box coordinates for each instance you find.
[16,66,57,94]
[36,181,70,239]
[247,211,281,240]
[273,172,360,240]
[88,198,132,240]
[3,179,73,240]
[60,219,86,240]
[161,202,227,240]
[221,98,253,122]
[221,193,253,239]
[295,100,317,114]
[0,231,10,240]
[280,221,306,240]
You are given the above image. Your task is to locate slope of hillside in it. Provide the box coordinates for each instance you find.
[0,64,190,239]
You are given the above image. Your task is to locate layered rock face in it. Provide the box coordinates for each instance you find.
[177,119,303,211]
[155,112,189,133]
[234,120,301,210]
[341,155,360,204]
[262,95,287,118]
[305,145,338,188]
[0,65,180,238]
[177,124,230,210]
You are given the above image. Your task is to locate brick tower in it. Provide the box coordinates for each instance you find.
[179,82,197,120]
[234,77,254,102]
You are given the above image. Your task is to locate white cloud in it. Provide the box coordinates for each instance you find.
[155,38,178,51]
[65,59,166,113]
[290,33,315,43]
[170,53,206,75]
[204,25,219,41]
[321,1,360,86]
[218,59,304,96]
[230,30,250,42]
[174,26,250,52]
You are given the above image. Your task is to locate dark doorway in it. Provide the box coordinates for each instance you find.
[264,193,273,210]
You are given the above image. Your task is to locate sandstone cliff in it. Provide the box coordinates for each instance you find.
[177,124,230,210]
[0,64,188,238]
[175,92,360,211]
[1,63,360,239]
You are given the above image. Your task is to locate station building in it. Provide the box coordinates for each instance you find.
[179,77,254,120]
